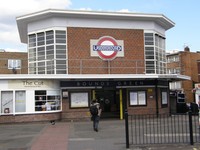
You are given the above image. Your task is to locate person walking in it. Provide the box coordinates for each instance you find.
[90,99,102,132]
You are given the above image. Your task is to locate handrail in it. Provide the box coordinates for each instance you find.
[0,58,146,74]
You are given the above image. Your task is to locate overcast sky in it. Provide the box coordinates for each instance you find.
[0,0,199,52]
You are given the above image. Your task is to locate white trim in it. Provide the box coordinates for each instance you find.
[0,74,190,80]
[16,9,174,25]
[16,9,175,44]
[28,27,66,35]
[0,110,62,116]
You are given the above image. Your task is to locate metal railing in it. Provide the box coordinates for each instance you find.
[0,58,146,74]
[125,110,199,148]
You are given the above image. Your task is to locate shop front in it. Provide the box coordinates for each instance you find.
[0,79,62,123]
[0,74,190,123]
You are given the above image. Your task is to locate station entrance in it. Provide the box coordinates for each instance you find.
[95,88,120,119]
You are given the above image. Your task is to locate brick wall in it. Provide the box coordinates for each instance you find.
[0,112,61,124]
[0,52,28,74]
[180,52,200,102]
[167,51,200,102]
[67,27,145,74]
[127,88,169,115]
[61,96,91,121]
[61,87,170,120]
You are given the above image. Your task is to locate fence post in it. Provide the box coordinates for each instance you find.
[188,110,194,145]
[125,109,129,148]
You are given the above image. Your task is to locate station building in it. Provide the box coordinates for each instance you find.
[0,9,190,123]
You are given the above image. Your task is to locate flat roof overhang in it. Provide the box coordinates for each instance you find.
[16,9,175,44]
[0,74,190,81]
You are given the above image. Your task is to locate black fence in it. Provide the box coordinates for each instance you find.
[125,111,200,148]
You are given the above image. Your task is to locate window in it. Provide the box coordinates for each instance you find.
[15,91,26,112]
[144,32,166,74]
[169,81,182,90]
[161,90,168,107]
[129,91,146,106]
[35,90,61,111]
[28,29,67,74]
[167,55,179,63]
[69,92,89,108]
[8,59,21,69]
[167,68,180,74]
[1,91,13,114]
[29,34,36,47]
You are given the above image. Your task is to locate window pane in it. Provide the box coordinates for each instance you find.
[138,91,146,105]
[56,70,66,74]
[130,92,137,105]
[56,55,66,59]
[56,39,66,43]
[15,91,26,112]
[46,45,54,50]
[35,90,61,111]
[1,91,13,113]
[8,59,21,69]
[56,34,66,38]
[56,64,66,69]
[56,45,66,49]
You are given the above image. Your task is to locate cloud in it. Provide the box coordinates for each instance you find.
[117,9,130,13]
[0,0,72,52]
[79,8,92,11]
[0,0,72,17]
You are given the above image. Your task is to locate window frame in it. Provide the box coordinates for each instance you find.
[129,90,147,107]
[161,89,168,107]
[34,90,61,112]
[69,91,90,109]
[8,59,21,69]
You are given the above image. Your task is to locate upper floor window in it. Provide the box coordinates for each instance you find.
[28,28,67,74]
[8,59,21,69]
[144,32,166,74]
[167,68,180,74]
[169,81,182,90]
[167,55,179,63]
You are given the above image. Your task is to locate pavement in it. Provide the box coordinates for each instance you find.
[0,119,200,150]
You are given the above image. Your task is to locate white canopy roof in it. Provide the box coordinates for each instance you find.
[0,74,190,81]
[16,9,175,44]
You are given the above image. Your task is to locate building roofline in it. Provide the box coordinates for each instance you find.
[16,9,175,43]
[0,74,190,81]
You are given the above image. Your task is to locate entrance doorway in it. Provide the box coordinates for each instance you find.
[95,89,120,119]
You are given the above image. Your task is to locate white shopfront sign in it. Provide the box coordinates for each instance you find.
[8,80,60,89]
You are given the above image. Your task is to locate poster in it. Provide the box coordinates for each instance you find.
[138,91,146,105]
[70,92,89,108]
[130,92,137,105]
[162,91,167,104]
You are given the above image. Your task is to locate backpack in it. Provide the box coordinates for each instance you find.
[90,105,98,116]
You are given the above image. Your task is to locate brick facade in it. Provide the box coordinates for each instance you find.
[0,52,28,74]
[67,27,145,74]
[0,112,61,123]
[167,50,200,102]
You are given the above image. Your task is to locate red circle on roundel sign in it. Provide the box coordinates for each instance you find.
[97,37,118,60]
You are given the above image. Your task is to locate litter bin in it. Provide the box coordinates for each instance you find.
[177,103,189,113]
[190,102,199,115]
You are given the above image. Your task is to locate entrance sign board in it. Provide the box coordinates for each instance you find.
[90,36,124,60]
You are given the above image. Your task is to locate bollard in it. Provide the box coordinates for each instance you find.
[125,109,129,148]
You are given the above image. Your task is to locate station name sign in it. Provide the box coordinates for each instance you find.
[90,36,124,60]
[60,80,159,87]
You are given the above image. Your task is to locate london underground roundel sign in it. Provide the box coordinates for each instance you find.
[93,36,122,60]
